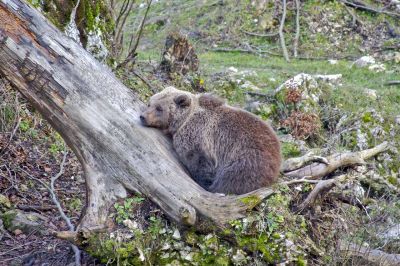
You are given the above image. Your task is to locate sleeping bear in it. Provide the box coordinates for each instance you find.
[140,87,281,194]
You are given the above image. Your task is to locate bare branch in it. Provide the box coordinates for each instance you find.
[297,175,348,211]
[0,117,20,158]
[384,81,400,86]
[49,151,81,266]
[282,150,328,173]
[339,0,400,18]
[241,29,279,37]
[284,142,389,179]
[279,0,290,62]
[118,0,153,69]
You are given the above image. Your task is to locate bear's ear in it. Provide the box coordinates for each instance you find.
[174,94,191,108]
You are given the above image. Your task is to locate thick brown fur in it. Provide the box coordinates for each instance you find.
[140,87,282,195]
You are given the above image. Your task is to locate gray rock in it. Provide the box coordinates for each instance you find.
[380,224,400,241]
[0,194,11,210]
[1,210,48,235]
[354,56,375,67]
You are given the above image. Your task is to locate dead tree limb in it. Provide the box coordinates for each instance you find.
[296,175,347,211]
[279,0,290,62]
[284,142,389,179]
[241,30,279,37]
[0,0,275,235]
[281,150,328,173]
[339,0,400,18]
[339,241,400,266]
[384,81,400,86]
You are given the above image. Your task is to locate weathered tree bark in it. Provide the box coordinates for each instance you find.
[0,0,274,232]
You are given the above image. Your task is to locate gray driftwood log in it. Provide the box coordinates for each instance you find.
[0,0,275,232]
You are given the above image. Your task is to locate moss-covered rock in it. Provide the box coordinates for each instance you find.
[0,210,47,235]
[0,194,11,211]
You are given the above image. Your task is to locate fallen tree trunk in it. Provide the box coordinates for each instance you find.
[0,0,275,231]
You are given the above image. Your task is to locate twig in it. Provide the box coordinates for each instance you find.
[209,47,280,57]
[70,0,80,22]
[283,178,320,185]
[297,175,348,211]
[241,29,279,37]
[244,91,275,99]
[0,117,21,158]
[115,0,135,49]
[343,4,365,27]
[279,0,290,62]
[209,47,359,60]
[384,81,400,86]
[131,70,157,92]
[118,0,153,69]
[49,151,81,266]
[339,240,400,265]
[112,0,135,58]
[17,205,56,212]
[339,0,400,18]
[293,0,300,58]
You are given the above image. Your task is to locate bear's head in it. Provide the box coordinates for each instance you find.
[140,87,194,134]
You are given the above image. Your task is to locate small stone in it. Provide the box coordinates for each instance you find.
[313,74,342,84]
[184,252,194,261]
[227,66,238,73]
[364,89,377,100]
[328,59,338,65]
[395,116,400,125]
[368,64,386,72]
[232,249,247,264]
[379,224,400,240]
[122,219,138,230]
[0,194,11,209]
[137,248,145,261]
[162,243,171,250]
[354,56,375,67]
[172,228,181,240]
[14,229,23,236]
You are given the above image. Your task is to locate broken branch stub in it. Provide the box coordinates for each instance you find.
[0,0,275,232]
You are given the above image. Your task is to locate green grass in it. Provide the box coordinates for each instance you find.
[137,48,400,118]
[199,52,400,113]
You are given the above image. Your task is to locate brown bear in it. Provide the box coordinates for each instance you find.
[140,87,281,194]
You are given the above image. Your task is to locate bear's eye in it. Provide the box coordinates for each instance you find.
[156,106,163,112]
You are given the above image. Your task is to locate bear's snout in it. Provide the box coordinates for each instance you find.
[140,114,147,125]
